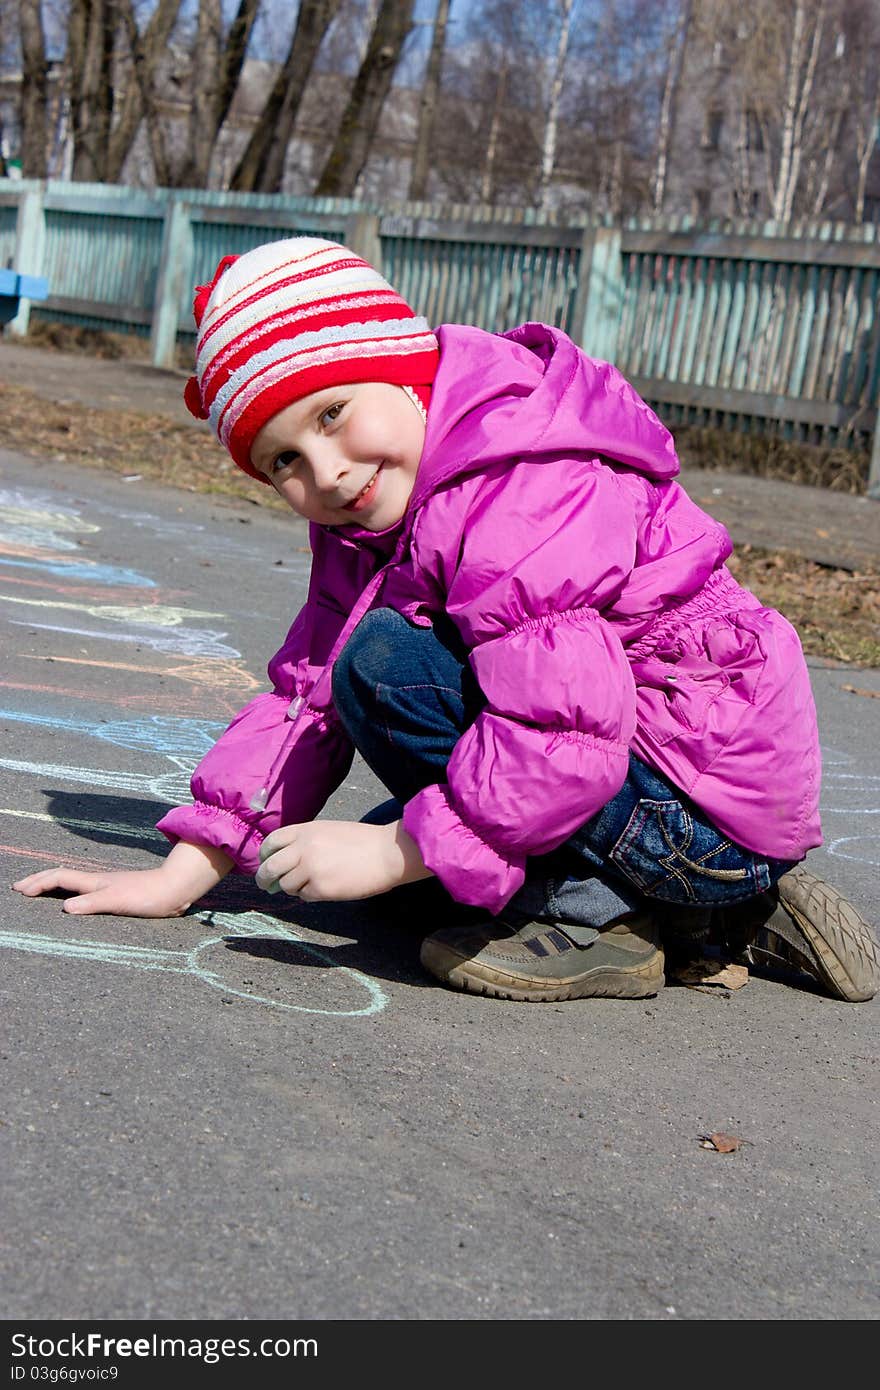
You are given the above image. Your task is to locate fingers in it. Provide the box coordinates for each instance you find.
[256,841,305,897]
[60,886,141,917]
[12,868,104,897]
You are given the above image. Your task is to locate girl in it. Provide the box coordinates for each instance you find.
[13,237,879,1004]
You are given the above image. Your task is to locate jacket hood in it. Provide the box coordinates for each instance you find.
[408,322,680,512]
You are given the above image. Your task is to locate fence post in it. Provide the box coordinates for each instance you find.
[151,196,192,369]
[574,225,624,363]
[8,181,46,336]
[343,212,382,274]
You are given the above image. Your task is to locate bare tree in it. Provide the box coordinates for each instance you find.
[175,0,260,188]
[230,0,341,193]
[772,0,825,220]
[674,0,868,222]
[408,0,451,200]
[479,56,508,203]
[315,0,415,197]
[67,0,116,182]
[19,0,49,177]
[564,0,677,218]
[652,0,691,212]
[106,0,183,184]
[537,0,573,214]
[841,0,880,222]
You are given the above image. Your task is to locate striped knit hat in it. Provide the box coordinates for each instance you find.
[184,237,439,482]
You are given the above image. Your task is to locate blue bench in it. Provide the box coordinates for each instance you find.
[0,267,49,326]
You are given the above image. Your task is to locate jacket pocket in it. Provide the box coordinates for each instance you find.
[630,653,730,745]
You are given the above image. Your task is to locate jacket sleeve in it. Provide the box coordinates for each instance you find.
[402,461,639,913]
[156,526,374,874]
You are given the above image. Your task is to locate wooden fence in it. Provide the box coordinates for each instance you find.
[2,178,879,497]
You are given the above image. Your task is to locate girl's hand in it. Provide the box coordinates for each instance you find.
[256,820,431,902]
[11,841,234,917]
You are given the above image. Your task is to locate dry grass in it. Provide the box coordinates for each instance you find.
[675,423,870,495]
[0,379,285,509]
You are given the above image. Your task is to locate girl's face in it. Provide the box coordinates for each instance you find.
[249,382,426,531]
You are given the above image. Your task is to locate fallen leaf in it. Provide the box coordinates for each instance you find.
[671,959,749,990]
[699,1132,743,1153]
[841,684,880,700]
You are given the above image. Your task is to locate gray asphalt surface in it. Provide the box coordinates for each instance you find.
[1,444,878,1322]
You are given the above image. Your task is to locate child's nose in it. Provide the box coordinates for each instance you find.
[309,442,347,494]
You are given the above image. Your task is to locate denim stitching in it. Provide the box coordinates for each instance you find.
[611,798,757,901]
[656,806,749,881]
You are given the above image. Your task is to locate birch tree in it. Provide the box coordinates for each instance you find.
[652,0,691,212]
[537,0,573,215]
[841,0,880,222]
[408,0,451,200]
[771,0,825,220]
[684,0,858,222]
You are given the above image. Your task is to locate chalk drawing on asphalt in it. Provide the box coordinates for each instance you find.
[9,619,241,660]
[0,594,223,627]
[816,745,879,872]
[0,491,390,1018]
[0,758,191,804]
[0,915,387,1018]
[0,493,100,551]
[0,555,156,587]
[0,708,224,759]
[2,806,388,1017]
[0,806,166,841]
[23,653,261,696]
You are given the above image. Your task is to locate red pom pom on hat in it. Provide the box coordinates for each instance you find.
[183,375,209,420]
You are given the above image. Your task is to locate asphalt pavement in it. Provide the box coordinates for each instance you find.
[1,443,878,1322]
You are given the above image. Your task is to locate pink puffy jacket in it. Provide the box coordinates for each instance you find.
[158,323,822,913]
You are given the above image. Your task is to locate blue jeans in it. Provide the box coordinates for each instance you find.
[331,608,794,938]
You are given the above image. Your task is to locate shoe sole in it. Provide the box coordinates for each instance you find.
[777,867,880,1003]
[420,940,664,1002]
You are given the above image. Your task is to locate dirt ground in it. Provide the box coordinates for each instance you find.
[1,335,878,666]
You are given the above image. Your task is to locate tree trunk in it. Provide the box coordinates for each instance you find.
[68,0,117,183]
[854,87,880,222]
[176,0,260,188]
[315,0,415,197]
[652,0,691,214]
[231,0,341,194]
[104,0,183,184]
[772,0,825,221]
[480,56,507,204]
[537,0,573,215]
[408,0,451,201]
[19,0,49,178]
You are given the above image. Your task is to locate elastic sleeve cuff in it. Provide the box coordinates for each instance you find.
[403,783,525,915]
[156,802,265,876]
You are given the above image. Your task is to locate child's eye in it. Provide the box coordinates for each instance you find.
[271,452,299,474]
[321,403,344,427]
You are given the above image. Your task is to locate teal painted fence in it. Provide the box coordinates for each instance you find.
[2,179,879,497]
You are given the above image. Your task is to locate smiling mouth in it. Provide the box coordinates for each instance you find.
[342,467,381,512]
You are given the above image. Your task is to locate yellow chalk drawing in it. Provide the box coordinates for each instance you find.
[0,594,221,627]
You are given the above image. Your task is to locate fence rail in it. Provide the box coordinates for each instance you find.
[2,179,879,497]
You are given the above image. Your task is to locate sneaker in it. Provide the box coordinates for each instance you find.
[419,913,665,1002]
[719,865,879,1003]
